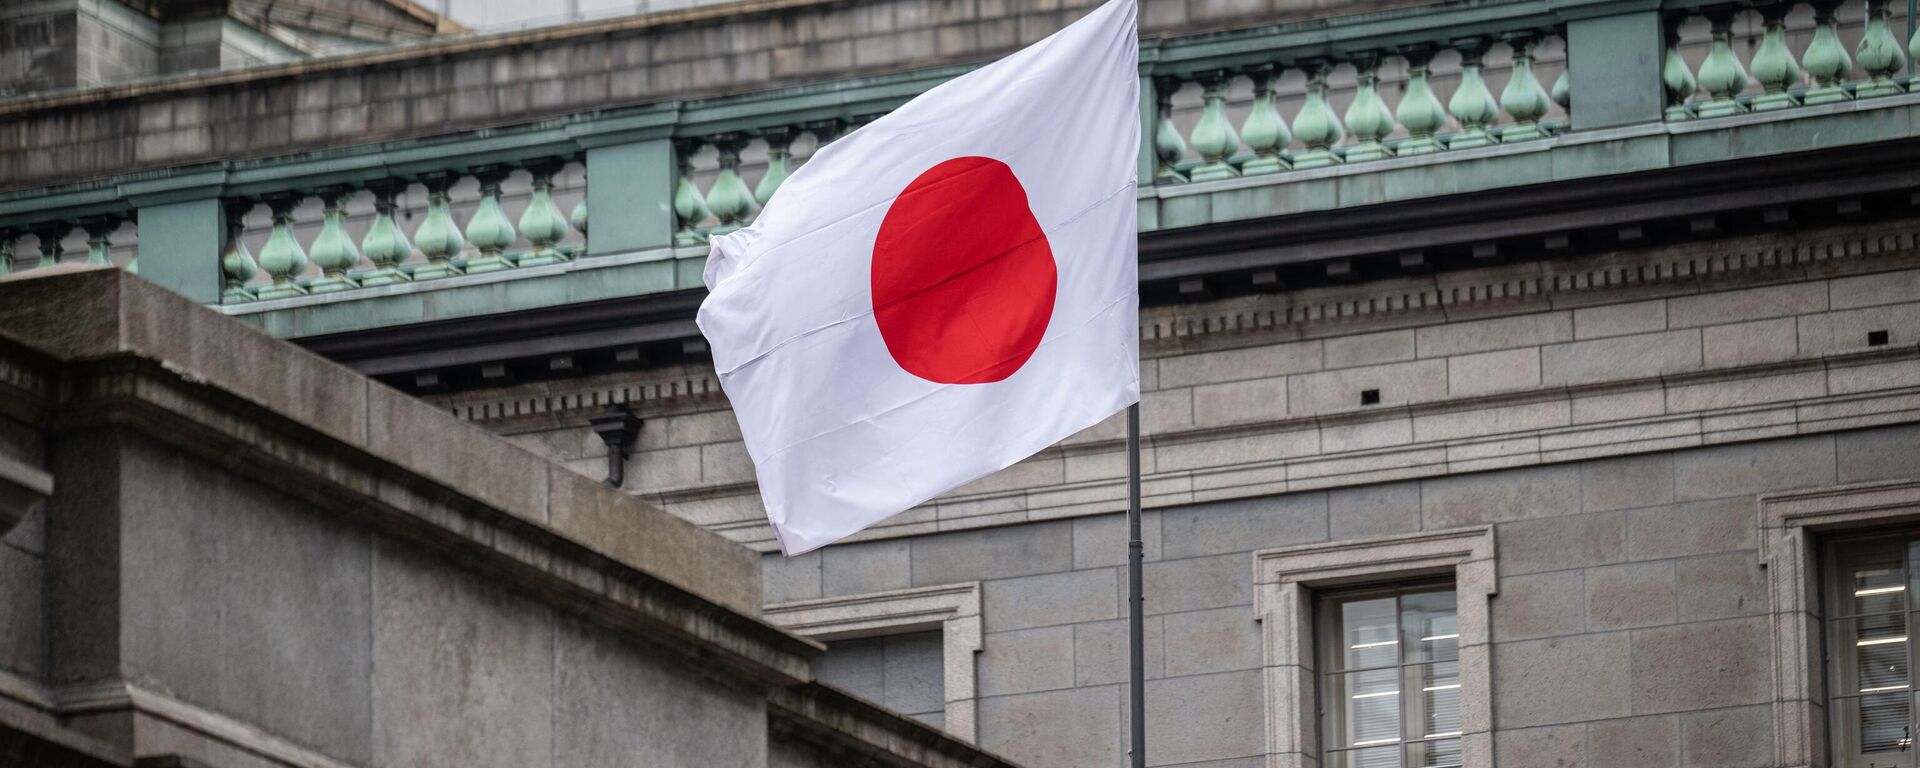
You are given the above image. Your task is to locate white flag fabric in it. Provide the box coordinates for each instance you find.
[698,0,1140,555]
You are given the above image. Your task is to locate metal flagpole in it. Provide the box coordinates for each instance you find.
[1127,402,1146,768]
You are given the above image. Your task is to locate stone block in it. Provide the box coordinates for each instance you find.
[1422,463,1581,528]
[1837,423,1920,483]
[1585,561,1676,630]
[1074,615,1164,685]
[1830,268,1920,310]
[1192,377,1289,427]
[1323,329,1415,368]
[1671,435,1835,501]
[1541,330,1703,386]
[977,686,1121,767]
[1493,632,1632,727]
[1159,494,1328,559]
[1701,317,1799,367]
[1158,341,1322,388]
[1574,299,1668,339]
[367,384,547,523]
[1144,554,1252,615]
[763,550,822,603]
[1493,570,1586,641]
[821,538,911,597]
[1581,453,1674,512]
[547,465,760,614]
[1494,724,1586,768]
[699,441,755,485]
[371,542,554,768]
[553,616,767,768]
[1415,312,1573,357]
[1072,511,1162,569]
[1630,617,1772,714]
[813,635,885,701]
[1145,670,1264,765]
[635,445,702,490]
[1320,415,1414,453]
[1801,302,1920,355]
[1679,705,1773,768]
[1669,282,1828,329]
[1162,607,1259,677]
[1327,481,1421,540]
[1674,552,1767,622]
[1415,399,1568,443]
[1498,510,1625,576]
[983,568,1118,631]
[912,520,1073,585]
[1155,429,1316,473]
[0,543,42,679]
[1447,348,1541,397]
[1570,387,1666,424]
[1588,715,1679,768]
[977,625,1075,697]
[1626,498,1753,561]
[1288,358,1449,414]
[881,631,945,715]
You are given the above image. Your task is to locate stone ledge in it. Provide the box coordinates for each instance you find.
[694,346,1920,551]
[0,268,817,685]
[768,682,1025,768]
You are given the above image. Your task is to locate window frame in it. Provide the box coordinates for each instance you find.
[1253,526,1497,768]
[1313,579,1464,768]
[1822,531,1920,768]
[763,582,982,742]
[1761,478,1920,768]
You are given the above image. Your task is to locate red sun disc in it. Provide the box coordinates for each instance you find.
[871,157,1056,385]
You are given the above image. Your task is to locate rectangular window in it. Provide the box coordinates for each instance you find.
[1828,536,1920,768]
[1316,582,1462,768]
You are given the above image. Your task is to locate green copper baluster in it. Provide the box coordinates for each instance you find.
[1240,64,1292,174]
[1343,51,1397,161]
[1292,58,1346,169]
[462,165,517,274]
[359,180,412,287]
[805,118,849,148]
[1802,0,1854,103]
[1663,15,1702,119]
[1552,69,1570,114]
[81,215,118,267]
[31,222,69,269]
[756,126,795,206]
[569,198,588,257]
[1856,0,1908,97]
[1449,38,1500,148]
[307,186,362,293]
[1152,76,1191,183]
[0,229,16,276]
[255,192,309,300]
[706,133,758,233]
[1500,32,1554,141]
[412,171,466,280]
[1749,3,1804,110]
[1910,14,1920,91]
[1396,44,1447,156]
[518,159,571,267]
[220,200,258,302]
[1696,5,1751,117]
[672,139,713,247]
[1188,69,1242,181]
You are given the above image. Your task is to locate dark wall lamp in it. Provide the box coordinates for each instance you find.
[589,404,644,488]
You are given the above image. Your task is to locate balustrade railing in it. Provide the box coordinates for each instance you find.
[0,212,138,277]
[1663,0,1916,119]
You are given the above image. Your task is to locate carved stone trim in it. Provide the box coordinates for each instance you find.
[56,681,356,768]
[1253,527,1497,768]
[766,583,983,743]
[1758,479,1920,768]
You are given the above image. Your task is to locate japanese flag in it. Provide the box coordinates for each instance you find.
[698,0,1140,555]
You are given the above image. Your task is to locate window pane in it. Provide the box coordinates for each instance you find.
[1404,661,1462,740]
[1336,596,1400,671]
[1401,591,1459,664]
[1325,746,1402,768]
[1406,738,1462,768]
[1835,540,1907,616]
[1831,616,1911,697]
[1325,668,1402,751]
[1830,694,1915,763]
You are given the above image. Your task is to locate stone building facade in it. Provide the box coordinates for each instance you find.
[2,0,1920,765]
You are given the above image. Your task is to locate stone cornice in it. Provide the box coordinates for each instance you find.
[767,682,1025,768]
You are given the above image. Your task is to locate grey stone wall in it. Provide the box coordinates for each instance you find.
[761,424,1920,767]
[814,630,947,729]
[49,426,771,768]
